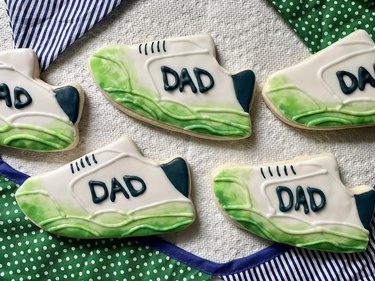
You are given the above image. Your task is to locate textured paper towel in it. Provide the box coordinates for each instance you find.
[1,0,375,264]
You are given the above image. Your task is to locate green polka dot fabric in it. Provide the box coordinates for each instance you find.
[268,0,375,52]
[0,175,211,281]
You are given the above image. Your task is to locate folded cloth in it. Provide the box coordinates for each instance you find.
[1,158,375,280]
[4,0,122,71]
[267,0,375,53]
[0,158,211,281]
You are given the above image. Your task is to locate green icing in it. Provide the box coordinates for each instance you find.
[265,75,375,128]
[0,176,211,280]
[16,177,195,238]
[0,118,75,151]
[213,166,369,252]
[89,47,251,138]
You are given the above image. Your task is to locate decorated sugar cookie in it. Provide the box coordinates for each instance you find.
[263,30,375,129]
[212,154,375,252]
[89,35,255,140]
[0,49,84,151]
[15,136,195,238]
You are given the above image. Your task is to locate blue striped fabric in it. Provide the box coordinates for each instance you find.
[1,150,374,280]
[220,219,375,281]
[4,0,122,71]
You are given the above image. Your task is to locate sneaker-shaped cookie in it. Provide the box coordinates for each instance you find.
[15,136,195,238]
[263,30,375,129]
[89,35,255,140]
[212,154,375,252]
[0,49,84,151]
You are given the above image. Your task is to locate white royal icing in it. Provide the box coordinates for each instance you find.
[0,61,68,126]
[245,154,366,231]
[125,34,245,110]
[35,136,191,214]
[0,49,84,150]
[268,30,375,104]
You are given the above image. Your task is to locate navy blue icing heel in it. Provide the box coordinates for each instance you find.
[354,188,375,230]
[161,157,190,198]
[232,69,256,112]
[53,86,81,124]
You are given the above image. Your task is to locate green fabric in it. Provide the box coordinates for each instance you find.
[268,0,375,52]
[0,175,211,281]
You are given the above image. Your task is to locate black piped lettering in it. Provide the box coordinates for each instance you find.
[336,71,358,95]
[179,68,197,93]
[0,83,11,107]
[194,67,214,93]
[14,87,32,109]
[110,177,129,202]
[124,176,146,197]
[276,186,293,212]
[295,186,309,214]
[89,181,109,204]
[161,66,179,91]
[358,66,375,91]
